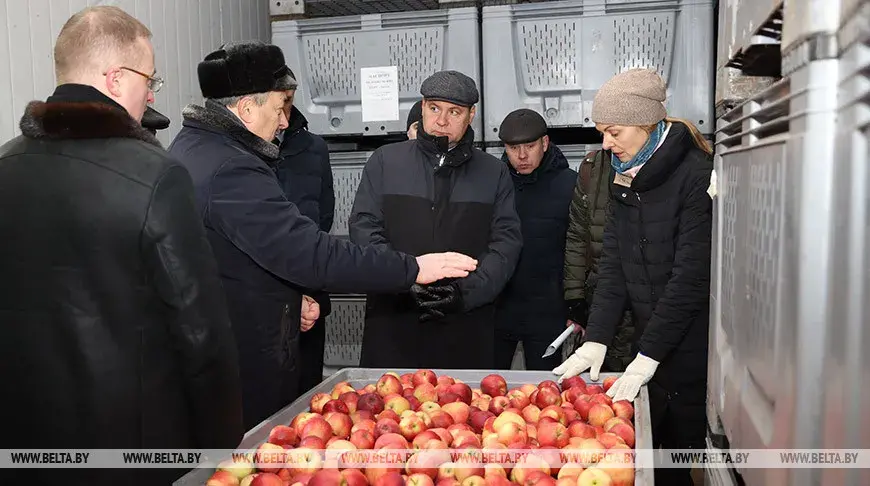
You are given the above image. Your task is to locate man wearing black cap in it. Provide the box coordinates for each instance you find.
[492,109,578,370]
[168,43,478,428]
[349,70,523,369]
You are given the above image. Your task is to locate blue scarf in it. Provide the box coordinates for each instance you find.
[611,120,667,174]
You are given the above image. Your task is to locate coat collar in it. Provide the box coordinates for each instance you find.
[19,88,161,148]
[415,125,475,168]
[623,122,696,193]
[181,100,280,161]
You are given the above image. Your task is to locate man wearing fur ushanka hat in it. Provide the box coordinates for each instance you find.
[555,68,713,486]
[167,42,478,429]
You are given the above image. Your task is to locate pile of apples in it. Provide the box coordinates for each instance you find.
[207,370,637,486]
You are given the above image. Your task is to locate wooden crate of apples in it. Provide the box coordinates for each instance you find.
[207,370,637,486]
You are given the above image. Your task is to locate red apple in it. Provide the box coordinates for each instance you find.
[469,410,495,434]
[587,404,615,428]
[377,374,403,397]
[374,431,410,450]
[564,386,588,405]
[428,410,455,429]
[480,374,507,397]
[505,389,530,409]
[339,391,360,413]
[488,396,510,416]
[568,421,597,439]
[298,435,325,450]
[437,376,455,386]
[522,404,541,424]
[378,409,400,423]
[268,425,297,447]
[604,417,631,432]
[452,430,482,448]
[350,410,374,424]
[384,394,412,415]
[206,470,240,486]
[537,421,570,448]
[323,411,353,439]
[413,369,439,387]
[496,421,527,446]
[375,417,401,437]
[529,389,539,405]
[438,392,462,406]
[590,394,613,407]
[323,399,350,414]
[357,393,386,415]
[561,376,588,392]
[341,469,368,486]
[609,423,635,448]
[448,383,474,404]
[597,432,625,449]
[586,385,604,395]
[414,383,438,403]
[309,393,333,414]
[573,397,594,420]
[407,473,437,486]
[362,384,377,394]
[519,384,537,396]
[401,373,415,386]
[540,405,567,426]
[371,471,404,486]
[430,427,453,444]
[535,386,563,408]
[611,400,634,422]
[249,473,283,486]
[291,412,319,437]
[602,376,618,393]
[308,469,343,486]
[441,402,470,424]
[400,414,429,440]
[254,443,286,474]
[349,428,375,449]
[563,408,580,424]
[301,416,333,442]
[408,396,423,412]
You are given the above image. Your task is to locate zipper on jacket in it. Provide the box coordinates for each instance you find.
[634,192,657,301]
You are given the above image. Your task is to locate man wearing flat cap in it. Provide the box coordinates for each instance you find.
[168,43,478,428]
[349,70,523,369]
[493,109,577,370]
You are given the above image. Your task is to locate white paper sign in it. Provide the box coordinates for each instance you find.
[360,66,399,123]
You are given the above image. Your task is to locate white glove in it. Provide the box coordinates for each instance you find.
[553,342,608,382]
[606,353,659,402]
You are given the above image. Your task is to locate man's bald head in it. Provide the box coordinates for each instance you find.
[54,6,152,84]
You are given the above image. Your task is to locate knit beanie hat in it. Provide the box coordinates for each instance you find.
[591,68,667,126]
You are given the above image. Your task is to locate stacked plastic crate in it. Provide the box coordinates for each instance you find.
[271,1,484,376]
[708,1,852,485]
[480,0,716,152]
[822,1,870,485]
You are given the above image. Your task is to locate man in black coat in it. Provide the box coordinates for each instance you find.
[349,71,523,369]
[274,82,335,393]
[168,42,478,429]
[0,6,243,485]
[494,109,577,371]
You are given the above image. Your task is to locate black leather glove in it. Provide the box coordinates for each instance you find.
[565,299,588,328]
[411,283,464,322]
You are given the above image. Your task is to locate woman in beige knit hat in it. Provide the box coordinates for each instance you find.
[555,68,713,486]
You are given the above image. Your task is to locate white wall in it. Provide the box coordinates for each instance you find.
[0,0,271,145]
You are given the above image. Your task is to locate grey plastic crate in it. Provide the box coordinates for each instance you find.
[716,0,782,69]
[272,7,483,141]
[713,55,838,485]
[481,0,715,138]
[821,9,869,485]
[485,143,602,172]
[328,151,373,237]
[782,0,841,55]
[175,368,654,486]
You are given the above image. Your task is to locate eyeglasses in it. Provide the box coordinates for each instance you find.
[120,67,164,93]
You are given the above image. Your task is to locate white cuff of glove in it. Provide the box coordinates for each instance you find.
[606,353,659,402]
[552,341,608,382]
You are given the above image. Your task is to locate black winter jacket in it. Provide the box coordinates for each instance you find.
[585,122,713,391]
[168,101,420,428]
[275,107,335,316]
[349,127,523,369]
[495,145,576,337]
[0,85,244,485]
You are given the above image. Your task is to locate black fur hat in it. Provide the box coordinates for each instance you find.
[198,41,297,99]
